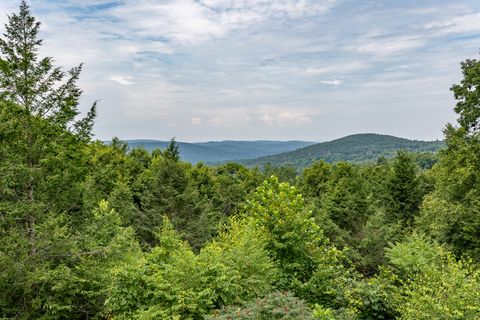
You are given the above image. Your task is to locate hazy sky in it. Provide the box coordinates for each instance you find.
[1,0,480,142]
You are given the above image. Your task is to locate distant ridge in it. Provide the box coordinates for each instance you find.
[106,139,316,164]
[239,133,445,168]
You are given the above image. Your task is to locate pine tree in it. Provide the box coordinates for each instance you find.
[385,151,420,224]
[0,1,97,254]
[0,3,99,317]
[164,137,180,161]
[0,1,96,136]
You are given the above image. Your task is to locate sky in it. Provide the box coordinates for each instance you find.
[1,0,480,142]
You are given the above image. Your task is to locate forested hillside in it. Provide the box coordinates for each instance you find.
[109,139,315,163]
[119,136,442,167]
[1,3,480,320]
[242,134,444,168]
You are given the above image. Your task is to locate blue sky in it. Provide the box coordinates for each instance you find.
[1,0,480,142]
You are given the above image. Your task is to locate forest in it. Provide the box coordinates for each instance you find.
[238,134,444,169]
[1,3,480,320]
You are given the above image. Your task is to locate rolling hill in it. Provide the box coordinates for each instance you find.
[112,139,316,163]
[240,134,445,168]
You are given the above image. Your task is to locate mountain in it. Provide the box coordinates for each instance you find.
[240,134,445,168]
[114,139,316,163]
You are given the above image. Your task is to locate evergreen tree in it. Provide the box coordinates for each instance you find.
[385,151,420,224]
[0,3,100,318]
[298,160,332,201]
[0,1,96,137]
[164,137,180,161]
[0,0,96,254]
[320,162,371,234]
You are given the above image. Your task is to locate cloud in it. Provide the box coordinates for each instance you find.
[0,0,474,142]
[109,76,135,85]
[191,117,203,125]
[106,0,337,44]
[425,12,480,35]
[306,61,368,76]
[355,35,425,56]
[321,79,342,85]
[207,108,252,128]
[259,107,312,127]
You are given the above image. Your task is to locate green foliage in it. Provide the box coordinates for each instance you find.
[298,160,332,200]
[164,137,181,162]
[355,276,398,320]
[450,57,480,133]
[0,103,91,318]
[356,211,404,275]
[245,177,358,313]
[0,199,139,319]
[0,0,95,138]
[208,292,314,320]
[312,305,335,320]
[301,162,372,274]
[385,151,421,224]
[106,217,204,319]
[121,140,315,164]
[415,55,480,262]
[134,153,224,249]
[417,126,480,261]
[41,201,139,318]
[2,4,480,320]
[212,162,262,216]
[262,163,298,184]
[106,216,276,319]
[242,134,444,169]
[246,177,325,288]
[320,162,371,235]
[201,217,277,303]
[411,152,439,169]
[380,235,480,320]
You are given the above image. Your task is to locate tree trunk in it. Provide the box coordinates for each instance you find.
[27,176,36,256]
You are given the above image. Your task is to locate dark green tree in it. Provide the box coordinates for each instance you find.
[262,163,297,185]
[0,0,96,252]
[0,1,96,137]
[164,137,180,161]
[320,162,371,233]
[0,1,96,252]
[385,151,421,224]
[298,160,332,201]
[208,292,314,320]
[0,3,101,318]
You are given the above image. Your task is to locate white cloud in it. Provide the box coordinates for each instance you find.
[191,117,203,125]
[0,0,471,141]
[425,12,480,35]
[276,111,312,125]
[109,76,135,85]
[321,79,342,85]
[260,108,312,126]
[201,0,336,18]
[356,36,425,56]
[306,61,368,76]
[106,0,337,44]
[208,108,252,127]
